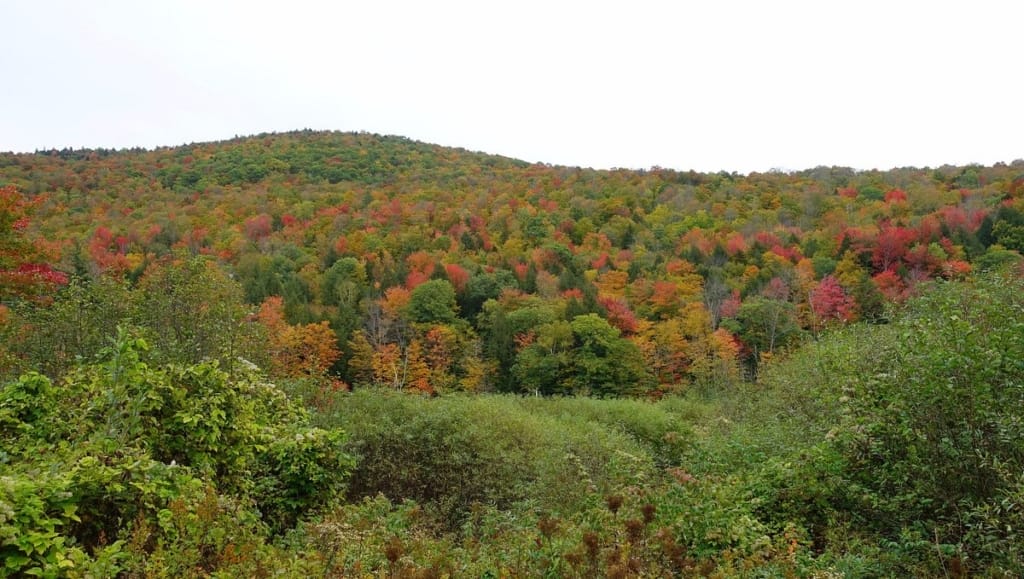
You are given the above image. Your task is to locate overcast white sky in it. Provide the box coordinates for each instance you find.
[1,1,1020,173]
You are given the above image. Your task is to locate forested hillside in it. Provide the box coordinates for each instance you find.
[2,131,1022,387]
[2,132,1023,576]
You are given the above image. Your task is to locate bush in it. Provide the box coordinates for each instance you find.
[0,329,353,574]
[834,276,1024,528]
[318,390,660,528]
[517,395,704,467]
[748,273,1024,574]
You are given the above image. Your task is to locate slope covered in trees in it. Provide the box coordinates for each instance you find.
[2,131,1022,387]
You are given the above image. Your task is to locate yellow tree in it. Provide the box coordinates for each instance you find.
[345,329,376,386]
[372,342,403,388]
[405,339,433,394]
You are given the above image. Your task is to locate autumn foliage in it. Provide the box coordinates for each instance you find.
[258,296,341,378]
[0,185,67,301]
[1,132,1021,388]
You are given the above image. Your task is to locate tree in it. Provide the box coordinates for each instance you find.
[321,257,367,360]
[321,257,367,308]
[345,329,376,386]
[872,225,914,272]
[598,296,639,335]
[444,263,470,293]
[647,280,682,319]
[511,314,651,397]
[372,342,403,389]
[9,276,131,378]
[568,313,651,397]
[728,297,801,373]
[702,270,731,328]
[851,274,886,322]
[257,296,341,378]
[809,275,856,325]
[243,213,273,242]
[511,320,573,395]
[134,255,264,369]
[407,279,459,324]
[459,269,518,319]
[404,339,432,394]
[637,318,691,387]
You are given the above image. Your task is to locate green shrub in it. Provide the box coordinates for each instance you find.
[834,276,1024,528]
[320,390,659,528]
[0,329,353,574]
[745,273,1024,574]
[518,395,704,467]
[1,471,90,576]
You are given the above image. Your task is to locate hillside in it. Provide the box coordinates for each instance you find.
[2,131,1022,387]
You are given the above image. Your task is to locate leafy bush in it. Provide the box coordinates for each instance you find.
[318,390,660,528]
[832,276,1024,519]
[0,330,353,575]
[741,273,1024,574]
[517,395,704,467]
[5,258,270,382]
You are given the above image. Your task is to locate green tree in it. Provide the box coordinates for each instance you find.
[512,314,651,397]
[728,297,801,373]
[322,256,368,369]
[511,320,573,395]
[133,256,265,370]
[321,257,367,308]
[568,313,650,397]
[478,296,562,391]
[974,244,1022,271]
[460,269,518,319]
[12,276,131,377]
[406,279,459,324]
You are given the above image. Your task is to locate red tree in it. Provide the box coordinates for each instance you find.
[872,225,915,272]
[810,276,855,323]
[598,296,639,335]
[444,263,470,293]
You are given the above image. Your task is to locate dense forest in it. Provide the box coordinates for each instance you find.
[2,131,1023,576]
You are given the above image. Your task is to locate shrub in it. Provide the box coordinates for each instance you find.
[319,390,658,528]
[0,329,353,574]
[749,273,1024,573]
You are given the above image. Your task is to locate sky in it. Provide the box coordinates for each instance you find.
[1,0,1021,174]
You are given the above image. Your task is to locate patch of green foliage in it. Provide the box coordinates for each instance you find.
[4,256,269,381]
[0,330,353,576]
[706,273,1024,576]
[311,391,667,528]
[287,387,853,576]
